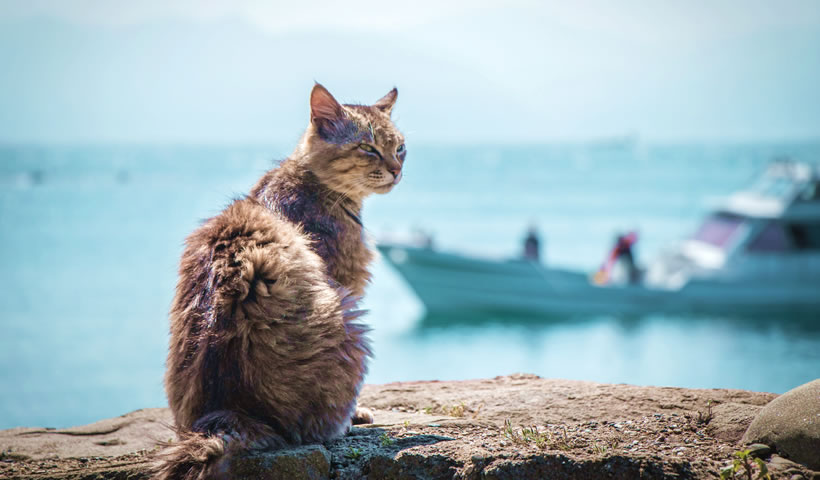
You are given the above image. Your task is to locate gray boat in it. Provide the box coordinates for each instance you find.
[378,161,820,316]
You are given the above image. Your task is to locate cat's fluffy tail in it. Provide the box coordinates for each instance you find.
[152,431,224,480]
[152,411,286,480]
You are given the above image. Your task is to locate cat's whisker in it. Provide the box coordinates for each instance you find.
[328,178,365,213]
[327,176,374,217]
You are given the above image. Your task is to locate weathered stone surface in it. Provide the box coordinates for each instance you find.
[0,408,173,460]
[479,455,693,480]
[1,375,818,479]
[229,445,331,480]
[745,443,772,459]
[742,379,820,470]
[709,402,766,443]
[327,427,460,479]
[766,454,818,479]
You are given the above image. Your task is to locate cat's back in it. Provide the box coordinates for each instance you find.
[180,195,315,275]
[166,196,337,429]
[173,196,322,319]
[251,163,375,297]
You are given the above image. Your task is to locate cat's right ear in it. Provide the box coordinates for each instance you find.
[373,88,398,115]
[310,83,345,126]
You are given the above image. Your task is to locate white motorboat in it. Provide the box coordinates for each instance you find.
[378,161,820,316]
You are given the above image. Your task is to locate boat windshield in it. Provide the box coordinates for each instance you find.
[749,170,801,199]
[751,162,812,199]
[691,213,745,249]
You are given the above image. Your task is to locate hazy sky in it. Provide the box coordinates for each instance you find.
[1,0,819,144]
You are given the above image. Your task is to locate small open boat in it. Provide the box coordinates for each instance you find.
[378,161,820,316]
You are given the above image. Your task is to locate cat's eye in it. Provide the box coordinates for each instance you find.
[358,144,377,154]
[397,144,406,153]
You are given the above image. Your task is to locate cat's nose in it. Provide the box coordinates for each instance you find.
[387,165,402,177]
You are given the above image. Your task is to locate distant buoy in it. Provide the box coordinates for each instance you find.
[29,170,44,185]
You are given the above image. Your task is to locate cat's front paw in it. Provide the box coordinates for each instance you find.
[352,406,374,425]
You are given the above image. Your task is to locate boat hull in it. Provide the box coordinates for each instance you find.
[377,244,820,317]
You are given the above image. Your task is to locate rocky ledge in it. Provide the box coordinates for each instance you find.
[1,374,818,479]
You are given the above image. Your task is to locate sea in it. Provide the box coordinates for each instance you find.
[1,142,819,430]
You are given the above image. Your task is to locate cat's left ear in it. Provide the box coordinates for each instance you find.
[310,83,345,125]
[373,88,398,115]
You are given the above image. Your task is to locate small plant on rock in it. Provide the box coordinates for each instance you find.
[503,418,531,446]
[592,441,608,455]
[549,425,574,451]
[697,400,714,425]
[503,419,573,451]
[443,403,466,417]
[719,449,771,480]
[379,433,396,447]
[346,447,362,460]
[520,425,548,449]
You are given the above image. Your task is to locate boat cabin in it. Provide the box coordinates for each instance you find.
[647,161,820,289]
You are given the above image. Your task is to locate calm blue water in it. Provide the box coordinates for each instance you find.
[1,142,819,429]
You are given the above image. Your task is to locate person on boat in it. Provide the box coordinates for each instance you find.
[523,226,541,262]
[614,232,640,284]
[593,231,639,284]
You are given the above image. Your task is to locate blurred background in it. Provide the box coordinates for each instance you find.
[1,0,819,430]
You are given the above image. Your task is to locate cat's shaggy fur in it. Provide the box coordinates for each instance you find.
[155,84,404,479]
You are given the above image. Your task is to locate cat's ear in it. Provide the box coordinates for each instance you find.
[310,83,345,125]
[373,88,398,115]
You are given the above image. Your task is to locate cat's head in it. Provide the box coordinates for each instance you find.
[299,83,405,199]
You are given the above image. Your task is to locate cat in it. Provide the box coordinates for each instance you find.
[154,84,405,479]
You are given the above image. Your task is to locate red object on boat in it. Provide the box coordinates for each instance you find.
[594,231,638,285]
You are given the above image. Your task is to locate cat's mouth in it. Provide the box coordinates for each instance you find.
[390,170,402,186]
[372,182,394,193]
[367,169,401,193]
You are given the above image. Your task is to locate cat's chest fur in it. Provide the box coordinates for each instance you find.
[252,165,373,297]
